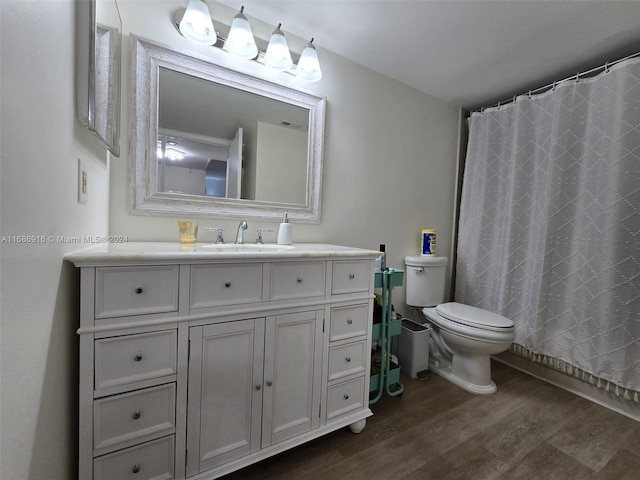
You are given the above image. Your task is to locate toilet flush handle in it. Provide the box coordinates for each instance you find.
[412,267,424,273]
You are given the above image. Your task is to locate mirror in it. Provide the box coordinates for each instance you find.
[76,0,122,157]
[130,36,326,223]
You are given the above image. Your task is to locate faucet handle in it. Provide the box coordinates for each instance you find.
[205,227,225,244]
[255,228,273,244]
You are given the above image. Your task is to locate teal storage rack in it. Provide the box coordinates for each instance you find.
[370,268,405,404]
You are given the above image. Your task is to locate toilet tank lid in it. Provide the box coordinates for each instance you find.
[404,255,448,266]
[436,302,514,329]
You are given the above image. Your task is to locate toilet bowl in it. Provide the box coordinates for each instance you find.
[423,302,514,394]
[404,255,515,394]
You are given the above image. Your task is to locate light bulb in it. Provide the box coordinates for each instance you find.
[264,24,293,71]
[224,7,258,59]
[296,38,322,82]
[178,0,217,46]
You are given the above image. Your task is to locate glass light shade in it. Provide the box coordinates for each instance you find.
[178,0,217,46]
[296,40,322,82]
[264,25,293,71]
[224,10,258,59]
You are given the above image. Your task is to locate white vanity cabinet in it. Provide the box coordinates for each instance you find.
[186,310,323,476]
[67,243,378,480]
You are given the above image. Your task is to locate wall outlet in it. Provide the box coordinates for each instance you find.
[78,159,88,204]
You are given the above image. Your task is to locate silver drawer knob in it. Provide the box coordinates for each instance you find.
[266,380,273,387]
[347,319,353,325]
[135,287,143,294]
[345,357,351,363]
[343,394,349,400]
[225,281,231,288]
[132,410,141,420]
[132,464,141,474]
[349,274,355,279]
[255,384,262,391]
[134,353,143,362]
[297,277,303,283]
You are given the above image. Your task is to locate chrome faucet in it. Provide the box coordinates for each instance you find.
[235,220,248,244]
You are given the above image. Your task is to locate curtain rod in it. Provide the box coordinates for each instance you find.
[475,50,640,114]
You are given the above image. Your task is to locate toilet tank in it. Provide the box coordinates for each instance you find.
[404,255,448,307]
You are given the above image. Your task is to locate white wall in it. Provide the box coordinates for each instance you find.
[110,0,461,313]
[1,1,111,479]
[163,165,207,195]
[0,1,460,478]
[255,121,307,203]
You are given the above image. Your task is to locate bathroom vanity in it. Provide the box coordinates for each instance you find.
[66,242,379,480]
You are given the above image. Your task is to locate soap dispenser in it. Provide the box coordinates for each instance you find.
[277,212,292,245]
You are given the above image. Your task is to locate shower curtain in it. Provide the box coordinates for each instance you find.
[456,57,640,400]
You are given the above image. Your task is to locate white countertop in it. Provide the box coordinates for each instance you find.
[65,242,381,266]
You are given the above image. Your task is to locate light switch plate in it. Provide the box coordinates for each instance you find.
[78,159,88,204]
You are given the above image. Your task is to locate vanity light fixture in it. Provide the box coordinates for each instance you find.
[174,2,322,82]
[223,6,258,59]
[178,0,217,46]
[296,38,322,82]
[264,24,293,71]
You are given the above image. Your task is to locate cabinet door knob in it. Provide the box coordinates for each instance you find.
[345,357,351,363]
[225,281,231,288]
[296,277,303,283]
[343,394,349,400]
[255,384,262,391]
[135,287,143,294]
[266,380,273,387]
[349,273,355,279]
[132,464,141,474]
[347,319,353,325]
[132,410,141,420]
[134,353,143,362]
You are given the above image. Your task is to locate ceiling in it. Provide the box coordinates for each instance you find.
[217,0,640,110]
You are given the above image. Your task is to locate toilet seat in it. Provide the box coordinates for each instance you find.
[436,302,514,332]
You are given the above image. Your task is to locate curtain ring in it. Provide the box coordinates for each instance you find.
[497,100,501,110]
[605,62,610,73]
[575,73,580,83]
[513,95,517,104]
[552,81,556,91]
[528,90,532,99]
[481,107,485,115]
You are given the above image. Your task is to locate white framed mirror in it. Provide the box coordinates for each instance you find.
[130,36,326,223]
[76,0,122,157]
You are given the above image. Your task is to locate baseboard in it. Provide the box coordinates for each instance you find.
[494,351,640,423]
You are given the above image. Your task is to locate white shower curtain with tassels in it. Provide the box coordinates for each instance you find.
[456,57,640,400]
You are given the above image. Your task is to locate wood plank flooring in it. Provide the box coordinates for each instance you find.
[224,361,640,479]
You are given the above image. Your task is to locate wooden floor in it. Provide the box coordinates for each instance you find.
[225,361,640,480]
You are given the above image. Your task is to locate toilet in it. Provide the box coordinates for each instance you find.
[404,255,515,394]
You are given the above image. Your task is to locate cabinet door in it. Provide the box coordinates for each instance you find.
[186,319,264,476]
[261,310,323,447]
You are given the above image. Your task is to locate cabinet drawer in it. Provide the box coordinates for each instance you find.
[95,330,177,391]
[331,260,371,295]
[94,435,174,480]
[95,266,179,319]
[330,304,368,342]
[327,340,367,381]
[190,263,262,310]
[94,383,176,453]
[269,261,325,301]
[326,376,365,421]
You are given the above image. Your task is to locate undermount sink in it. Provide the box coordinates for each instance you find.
[199,243,294,251]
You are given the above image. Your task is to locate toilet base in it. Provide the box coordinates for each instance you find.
[429,359,497,395]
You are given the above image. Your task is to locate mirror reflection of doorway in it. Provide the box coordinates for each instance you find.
[157,128,242,198]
